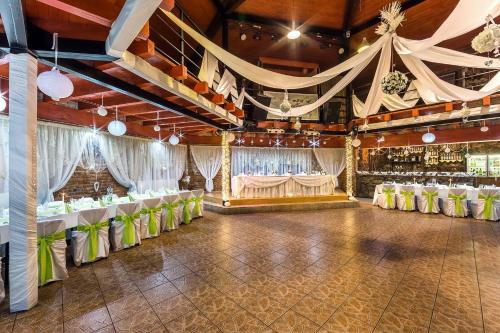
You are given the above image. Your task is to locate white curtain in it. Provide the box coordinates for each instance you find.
[198,50,219,88]
[190,145,222,192]
[231,147,315,176]
[37,123,90,203]
[313,148,346,187]
[0,118,8,193]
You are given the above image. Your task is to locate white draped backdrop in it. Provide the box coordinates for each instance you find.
[190,145,222,192]
[0,119,187,203]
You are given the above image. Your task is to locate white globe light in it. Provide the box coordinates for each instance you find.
[279,98,291,113]
[169,134,179,145]
[37,67,74,101]
[287,29,301,40]
[351,138,361,147]
[0,96,6,112]
[387,154,392,159]
[480,125,489,132]
[227,132,236,142]
[153,124,161,132]
[444,146,451,153]
[97,105,107,117]
[422,132,436,143]
[107,120,126,136]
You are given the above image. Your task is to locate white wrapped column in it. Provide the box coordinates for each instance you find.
[8,53,38,311]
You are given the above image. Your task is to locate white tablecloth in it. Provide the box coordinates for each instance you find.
[372,184,479,205]
[231,175,336,198]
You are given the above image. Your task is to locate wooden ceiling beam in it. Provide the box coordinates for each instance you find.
[0,0,28,51]
[35,0,116,27]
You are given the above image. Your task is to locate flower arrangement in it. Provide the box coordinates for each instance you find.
[376,1,405,35]
[381,70,408,95]
[471,22,500,55]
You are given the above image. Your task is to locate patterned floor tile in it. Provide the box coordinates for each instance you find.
[270,310,320,333]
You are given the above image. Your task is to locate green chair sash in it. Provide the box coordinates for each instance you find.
[382,188,395,208]
[77,220,109,262]
[400,191,414,210]
[65,203,72,214]
[115,212,140,246]
[478,194,500,219]
[423,191,438,213]
[128,194,135,202]
[179,198,193,224]
[448,193,466,216]
[161,202,179,230]
[37,230,66,286]
[192,196,204,217]
[140,207,161,235]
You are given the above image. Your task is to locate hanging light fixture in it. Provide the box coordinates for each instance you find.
[357,37,370,53]
[153,111,161,132]
[226,132,236,143]
[169,124,179,145]
[107,107,126,136]
[287,29,301,40]
[96,93,107,117]
[480,120,489,132]
[465,143,471,159]
[293,118,302,131]
[37,33,74,101]
[422,127,436,143]
[351,135,361,147]
[444,145,451,153]
[279,90,292,113]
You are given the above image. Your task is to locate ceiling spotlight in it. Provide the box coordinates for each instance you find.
[338,47,345,55]
[240,32,247,41]
[270,33,278,41]
[287,29,301,40]
[422,127,436,143]
[357,37,370,53]
[253,32,261,40]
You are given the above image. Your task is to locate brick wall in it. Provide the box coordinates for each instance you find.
[53,167,128,201]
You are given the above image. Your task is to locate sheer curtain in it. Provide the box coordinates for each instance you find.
[0,118,8,193]
[37,124,90,203]
[313,148,346,187]
[231,147,315,176]
[190,145,222,192]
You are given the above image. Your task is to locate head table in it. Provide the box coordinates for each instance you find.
[231,174,337,199]
[0,190,194,245]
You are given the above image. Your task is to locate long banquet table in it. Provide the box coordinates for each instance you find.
[231,174,336,198]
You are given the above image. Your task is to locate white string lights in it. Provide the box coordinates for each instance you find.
[221,132,231,203]
[345,136,354,197]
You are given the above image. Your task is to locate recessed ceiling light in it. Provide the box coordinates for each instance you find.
[287,29,301,40]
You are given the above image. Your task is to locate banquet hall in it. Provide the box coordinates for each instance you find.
[0,0,499,332]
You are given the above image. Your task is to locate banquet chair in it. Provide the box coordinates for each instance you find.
[111,202,141,251]
[178,191,194,224]
[377,184,396,209]
[372,185,382,205]
[140,198,162,239]
[37,219,68,286]
[396,185,416,211]
[417,186,440,214]
[72,207,110,266]
[161,194,181,232]
[443,188,468,218]
[471,188,500,221]
[191,189,205,219]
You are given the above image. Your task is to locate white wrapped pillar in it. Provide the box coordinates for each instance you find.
[9,53,38,311]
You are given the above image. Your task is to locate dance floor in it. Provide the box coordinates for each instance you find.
[1,203,499,332]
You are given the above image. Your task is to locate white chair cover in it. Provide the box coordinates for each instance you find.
[377,184,396,209]
[140,198,162,239]
[191,189,204,219]
[396,185,416,211]
[72,208,111,266]
[37,219,68,286]
[417,186,440,214]
[178,191,194,225]
[161,194,181,231]
[0,256,3,304]
[471,188,500,221]
[111,202,141,251]
[443,188,468,218]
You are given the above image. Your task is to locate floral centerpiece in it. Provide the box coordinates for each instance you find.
[381,70,408,94]
[471,18,500,56]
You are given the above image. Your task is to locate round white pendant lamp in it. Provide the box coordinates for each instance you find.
[287,29,301,40]
[154,124,161,132]
[226,132,236,143]
[96,93,107,116]
[351,137,361,147]
[108,107,126,136]
[480,121,489,132]
[153,112,161,132]
[169,124,179,145]
[37,33,74,101]
[279,90,292,113]
[422,127,436,143]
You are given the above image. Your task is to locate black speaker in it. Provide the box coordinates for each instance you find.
[321,101,341,124]
[251,95,272,121]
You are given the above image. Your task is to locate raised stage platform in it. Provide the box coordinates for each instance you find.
[204,191,359,215]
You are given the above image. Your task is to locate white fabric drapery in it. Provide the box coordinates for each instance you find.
[0,118,8,193]
[198,50,219,88]
[190,145,222,192]
[37,124,90,203]
[313,148,346,187]
[231,147,315,176]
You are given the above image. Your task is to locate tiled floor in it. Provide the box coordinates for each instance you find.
[1,203,500,332]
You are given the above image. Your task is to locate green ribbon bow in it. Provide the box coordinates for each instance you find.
[65,203,72,214]
[192,196,204,217]
[115,213,140,246]
[77,220,109,262]
[400,191,414,210]
[140,207,161,235]
[37,230,66,286]
[382,188,395,208]
[128,194,135,202]
[161,201,179,230]
[179,198,193,224]
[423,191,438,213]
[478,194,500,219]
[448,193,466,216]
